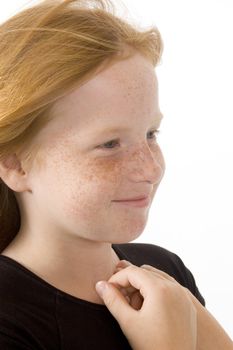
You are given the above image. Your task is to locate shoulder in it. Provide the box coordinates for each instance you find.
[0,255,56,312]
[113,242,189,279]
[113,242,181,267]
[112,242,205,306]
[0,255,59,349]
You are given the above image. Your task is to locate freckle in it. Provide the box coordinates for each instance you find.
[85,157,122,183]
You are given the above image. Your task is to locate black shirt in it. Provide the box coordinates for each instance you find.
[0,243,205,349]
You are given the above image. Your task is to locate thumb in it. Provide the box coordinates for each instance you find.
[95,281,135,325]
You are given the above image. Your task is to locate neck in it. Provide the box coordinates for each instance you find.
[1,229,121,304]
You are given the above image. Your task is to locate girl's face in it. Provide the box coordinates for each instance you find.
[26,52,165,244]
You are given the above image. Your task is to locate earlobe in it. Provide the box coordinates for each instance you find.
[0,154,29,193]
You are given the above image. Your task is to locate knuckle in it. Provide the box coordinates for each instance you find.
[140,264,151,269]
[158,281,170,293]
[127,265,138,273]
[157,280,178,298]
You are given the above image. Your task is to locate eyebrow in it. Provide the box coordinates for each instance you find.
[97,114,164,135]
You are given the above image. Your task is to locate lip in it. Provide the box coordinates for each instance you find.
[112,196,150,208]
[114,196,148,201]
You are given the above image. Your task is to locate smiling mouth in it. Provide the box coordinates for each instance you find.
[112,196,150,208]
[113,195,149,201]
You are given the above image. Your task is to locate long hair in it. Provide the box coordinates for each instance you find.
[0,0,163,252]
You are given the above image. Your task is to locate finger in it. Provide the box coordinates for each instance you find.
[95,281,138,327]
[120,285,138,294]
[114,260,134,277]
[112,283,144,310]
[140,264,177,283]
[117,260,176,283]
[113,265,141,296]
[116,260,132,268]
[108,265,155,301]
[114,267,127,274]
[111,285,134,304]
[114,262,177,301]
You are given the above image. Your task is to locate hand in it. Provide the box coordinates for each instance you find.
[105,260,233,350]
[95,260,197,350]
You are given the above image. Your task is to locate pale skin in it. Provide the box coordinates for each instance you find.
[0,51,165,304]
[95,260,233,350]
[0,50,232,348]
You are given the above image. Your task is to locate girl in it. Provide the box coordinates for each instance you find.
[0,0,232,348]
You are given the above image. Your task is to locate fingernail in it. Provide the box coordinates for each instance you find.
[95,281,108,298]
[117,260,132,266]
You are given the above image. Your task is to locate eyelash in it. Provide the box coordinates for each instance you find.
[99,129,160,151]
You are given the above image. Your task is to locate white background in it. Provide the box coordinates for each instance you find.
[1,0,232,338]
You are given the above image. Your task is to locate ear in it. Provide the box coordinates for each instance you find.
[0,154,31,193]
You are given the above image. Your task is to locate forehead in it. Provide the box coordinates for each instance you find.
[40,53,159,141]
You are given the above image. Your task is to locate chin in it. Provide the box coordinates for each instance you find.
[109,225,146,245]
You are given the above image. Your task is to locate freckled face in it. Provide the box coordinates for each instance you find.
[29,52,165,243]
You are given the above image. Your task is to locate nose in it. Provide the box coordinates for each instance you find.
[124,141,165,185]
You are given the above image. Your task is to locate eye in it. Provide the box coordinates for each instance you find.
[100,139,120,150]
[98,129,160,151]
[147,129,160,141]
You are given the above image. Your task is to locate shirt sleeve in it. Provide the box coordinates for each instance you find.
[113,243,206,307]
[172,253,206,306]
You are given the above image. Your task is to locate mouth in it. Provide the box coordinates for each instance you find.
[112,196,150,208]
[113,195,148,201]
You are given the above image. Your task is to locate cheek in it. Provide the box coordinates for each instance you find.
[65,157,124,220]
[44,153,124,218]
